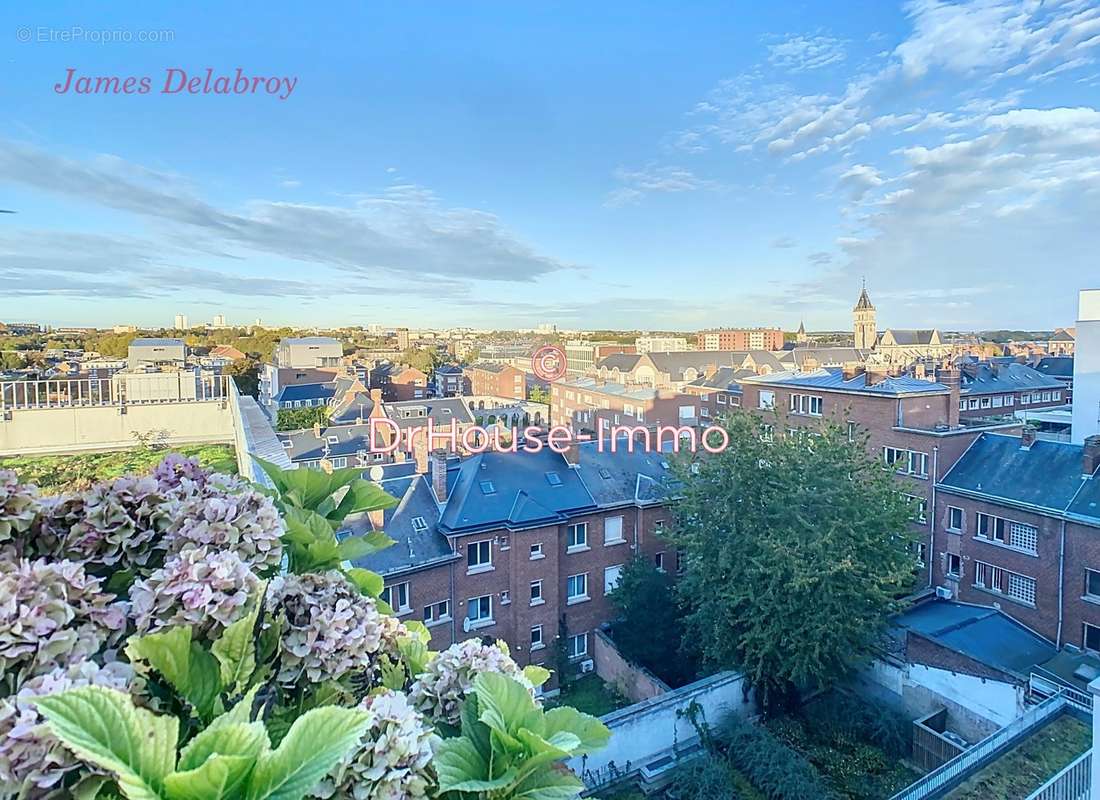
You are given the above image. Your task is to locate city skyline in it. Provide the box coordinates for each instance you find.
[3,1,1099,329]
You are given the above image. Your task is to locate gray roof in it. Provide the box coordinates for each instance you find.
[938,433,1099,519]
[1035,357,1074,379]
[854,287,874,311]
[959,362,1064,396]
[274,383,336,403]
[687,366,753,391]
[277,422,373,461]
[329,392,375,425]
[787,347,870,368]
[596,353,643,372]
[744,367,948,396]
[130,337,185,347]
[889,600,1057,678]
[572,440,678,506]
[384,398,474,429]
[881,329,939,346]
[647,351,746,381]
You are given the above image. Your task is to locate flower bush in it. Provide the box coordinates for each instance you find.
[0,457,608,800]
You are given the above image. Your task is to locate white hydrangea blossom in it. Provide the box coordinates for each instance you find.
[164,488,284,574]
[409,639,536,726]
[310,690,437,800]
[0,558,126,683]
[0,660,133,797]
[130,546,258,640]
[267,571,403,686]
[0,470,40,548]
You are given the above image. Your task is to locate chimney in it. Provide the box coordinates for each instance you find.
[801,355,819,373]
[430,449,449,502]
[914,363,926,380]
[1021,427,1037,450]
[313,420,322,437]
[1084,435,1100,477]
[866,365,890,385]
[704,363,719,379]
[842,362,865,381]
[369,388,383,404]
[413,429,429,474]
[939,367,961,428]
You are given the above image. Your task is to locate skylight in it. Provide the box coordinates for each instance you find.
[598,467,612,480]
[479,480,496,495]
[411,516,428,532]
[545,471,562,486]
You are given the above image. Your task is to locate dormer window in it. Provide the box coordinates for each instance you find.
[327,436,339,444]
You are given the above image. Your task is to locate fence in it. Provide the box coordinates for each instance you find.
[912,708,968,772]
[1025,751,1091,800]
[890,693,1073,800]
[1,374,231,410]
[1031,672,1094,712]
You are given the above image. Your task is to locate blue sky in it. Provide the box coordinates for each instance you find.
[2,1,1099,331]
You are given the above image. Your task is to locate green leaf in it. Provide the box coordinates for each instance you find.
[541,707,610,755]
[434,737,518,793]
[473,673,540,739]
[336,531,395,562]
[36,686,179,800]
[125,626,193,693]
[459,694,491,765]
[177,720,268,771]
[212,593,263,694]
[164,755,253,800]
[330,479,397,522]
[245,706,369,800]
[523,665,552,688]
[510,765,585,800]
[186,644,224,722]
[344,568,384,598]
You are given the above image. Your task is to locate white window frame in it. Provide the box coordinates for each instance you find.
[531,624,545,650]
[467,539,492,573]
[530,542,544,560]
[567,632,588,660]
[567,522,589,552]
[758,390,775,410]
[566,573,589,604]
[604,564,623,594]
[947,506,964,533]
[382,582,410,614]
[466,594,493,628]
[604,515,626,545]
[530,580,544,606]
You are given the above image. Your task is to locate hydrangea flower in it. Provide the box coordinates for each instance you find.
[165,488,284,574]
[130,546,258,640]
[310,690,437,800]
[0,660,133,797]
[0,558,126,685]
[53,475,171,573]
[0,471,40,550]
[267,571,401,686]
[151,453,212,496]
[409,639,537,726]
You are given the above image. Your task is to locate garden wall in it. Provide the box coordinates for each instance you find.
[569,670,753,791]
[592,629,669,703]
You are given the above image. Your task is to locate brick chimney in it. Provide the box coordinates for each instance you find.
[801,355,819,372]
[842,362,865,381]
[939,367,961,428]
[1021,427,1037,450]
[1084,435,1100,477]
[430,449,449,502]
[369,388,383,404]
[313,420,322,437]
[413,429,429,474]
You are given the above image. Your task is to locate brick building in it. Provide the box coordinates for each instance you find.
[388,366,429,401]
[682,366,753,424]
[464,362,526,400]
[348,443,677,685]
[950,361,1067,420]
[738,365,1022,574]
[550,377,701,435]
[696,328,785,351]
[934,432,1100,652]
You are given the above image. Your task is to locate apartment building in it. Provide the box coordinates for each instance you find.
[433,364,465,397]
[347,443,677,685]
[635,336,690,354]
[696,328,784,351]
[934,432,1100,653]
[593,351,748,391]
[388,366,429,401]
[738,365,1022,573]
[951,361,1067,420]
[563,342,635,377]
[273,336,343,368]
[261,366,341,410]
[682,366,753,423]
[550,376,700,434]
[464,362,526,400]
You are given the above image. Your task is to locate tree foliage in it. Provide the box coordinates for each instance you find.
[275,407,329,432]
[227,359,261,398]
[526,386,550,405]
[669,412,917,713]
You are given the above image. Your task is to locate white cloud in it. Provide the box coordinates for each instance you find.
[767,33,847,72]
[605,164,718,207]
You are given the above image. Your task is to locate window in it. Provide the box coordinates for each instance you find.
[567,632,588,660]
[500,590,511,605]
[976,513,1038,554]
[789,393,823,416]
[467,540,492,571]
[974,560,1036,605]
[530,542,544,560]
[479,480,496,495]
[604,564,623,594]
[717,394,727,405]
[947,506,964,532]
[980,397,992,409]
[381,582,410,613]
[327,435,339,444]
[567,523,588,551]
[655,552,665,572]
[566,573,589,603]
[946,553,961,578]
[654,520,666,537]
[423,600,450,624]
[604,515,625,545]
[1086,569,1100,599]
[330,457,347,468]
[531,625,544,650]
[1085,623,1100,653]
[906,495,928,524]
[761,424,774,442]
[758,390,776,410]
[466,595,492,626]
[545,471,562,486]
[530,580,543,605]
[411,516,428,532]
[883,447,928,477]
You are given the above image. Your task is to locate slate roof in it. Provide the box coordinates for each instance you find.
[959,362,1064,396]
[646,351,745,381]
[881,329,940,346]
[329,392,375,425]
[686,366,754,392]
[384,398,474,429]
[787,347,870,368]
[889,600,1057,678]
[1050,328,1076,342]
[277,422,374,461]
[938,433,1099,519]
[854,287,874,311]
[596,353,643,372]
[274,382,336,403]
[466,362,516,374]
[1035,357,1074,379]
[743,367,948,396]
[572,440,678,506]
[131,337,185,347]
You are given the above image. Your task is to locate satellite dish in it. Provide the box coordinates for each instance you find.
[369,465,385,481]
[462,616,472,633]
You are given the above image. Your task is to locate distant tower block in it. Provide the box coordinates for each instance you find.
[853,283,877,350]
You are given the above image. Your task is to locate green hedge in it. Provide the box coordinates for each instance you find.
[721,715,834,800]
[802,692,911,758]
[666,758,743,800]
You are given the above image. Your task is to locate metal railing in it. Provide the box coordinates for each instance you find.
[1031,672,1094,712]
[1026,750,1091,800]
[890,693,1073,800]
[0,375,231,410]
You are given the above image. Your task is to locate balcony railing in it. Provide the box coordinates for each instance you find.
[1,375,231,410]
[1025,750,1090,800]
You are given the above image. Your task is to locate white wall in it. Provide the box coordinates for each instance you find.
[907,664,1022,728]
[1073,289,1100,444]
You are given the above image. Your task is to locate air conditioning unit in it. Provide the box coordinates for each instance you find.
[580,659,595,674]
[936,586,953,600]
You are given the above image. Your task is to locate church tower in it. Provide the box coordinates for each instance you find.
[853,282,877,350]
[796,321,808,344]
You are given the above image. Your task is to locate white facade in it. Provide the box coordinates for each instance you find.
[173,313,188,329]
[636,336,689,354]
[1072,289,1100,444]
[274,337,342,368]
